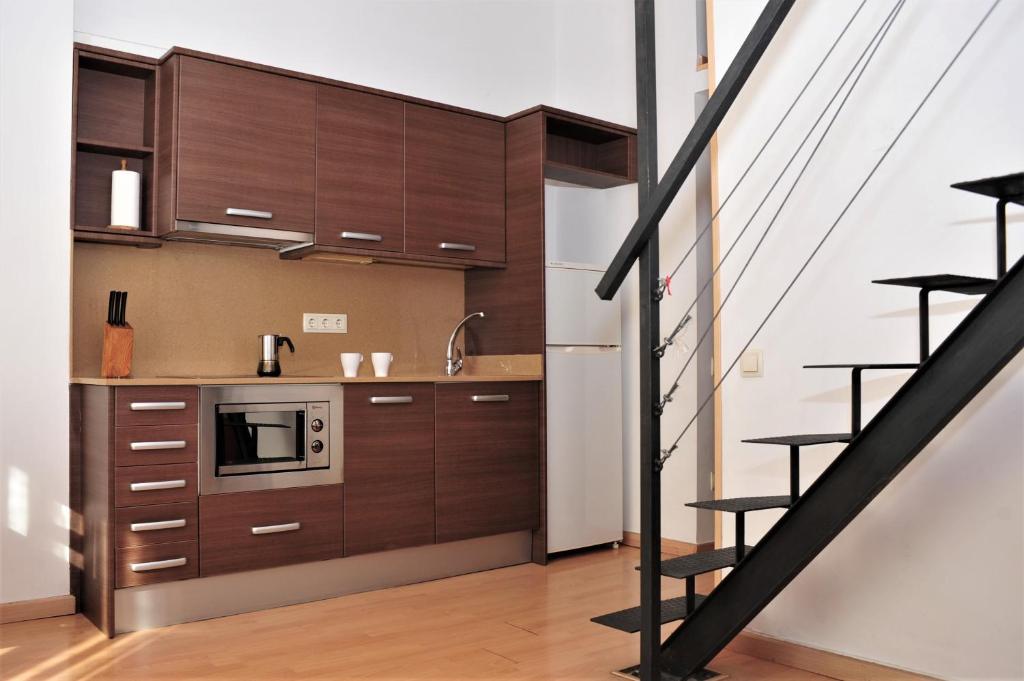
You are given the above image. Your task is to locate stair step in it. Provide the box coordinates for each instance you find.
[591,594,707,633]
[636,546,751,580]
[872,274,996,295]
[743,433,851,446]
[687,496,791,513]
[951,172,1024,205]
[804,362,919,370]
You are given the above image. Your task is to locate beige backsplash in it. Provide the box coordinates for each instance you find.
[72,241,466,378]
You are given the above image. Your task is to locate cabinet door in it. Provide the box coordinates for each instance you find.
[405,104,505,263]
[316,87,404,252]
[435,382,539,543]
[176,57,315,232]
[343,384,435,555]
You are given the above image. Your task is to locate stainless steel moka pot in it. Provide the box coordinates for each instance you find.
[257,334,295,377]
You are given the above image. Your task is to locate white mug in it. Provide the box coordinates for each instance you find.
[371,352,393,377]
[340,352,363,378]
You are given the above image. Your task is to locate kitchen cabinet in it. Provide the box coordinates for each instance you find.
[434,382,540,543]
[343,384,435,555]
[172,56,316,233]
[198,484,343,577]
[316,87,405,253]
[405,104,506,263]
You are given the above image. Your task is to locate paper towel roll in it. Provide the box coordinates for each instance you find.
[110,160,141,229]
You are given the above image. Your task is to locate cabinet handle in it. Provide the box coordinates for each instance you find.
[340,231,383,242]
[471,394,510,403]
[130,401,186,411]
[226,207,273,220]
[130,440,187,451]
[130,480,186,492]
[438,242,476,252]
[130,557,187,572]
[130,519,187,532]
[251,522,301,535]
[369,396,414,404]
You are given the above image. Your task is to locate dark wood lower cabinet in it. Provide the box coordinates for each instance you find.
[198,485,343,577]
[434,382,541,543]
[343,384,436,555]
[116,541,198,588]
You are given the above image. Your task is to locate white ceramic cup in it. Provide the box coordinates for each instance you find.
[340,352,363,378]
[371,352,393,378]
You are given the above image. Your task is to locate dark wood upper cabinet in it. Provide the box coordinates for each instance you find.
[405,104,506,264]
[343,384,435,556]
[434,382,540,543]
[316,87,405,253]
[174,57,316,233]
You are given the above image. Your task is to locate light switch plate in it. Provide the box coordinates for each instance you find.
[741,349,763,377]
[303,313,347,334]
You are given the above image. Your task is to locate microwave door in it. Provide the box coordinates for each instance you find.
[216,403,307,474]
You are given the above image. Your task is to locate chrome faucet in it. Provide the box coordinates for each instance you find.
[445,312,485,376]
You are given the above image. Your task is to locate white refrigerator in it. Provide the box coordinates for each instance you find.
[545,262,623,553]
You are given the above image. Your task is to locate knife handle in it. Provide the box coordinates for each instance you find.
[107,291,116,325]
[120,291,128,326]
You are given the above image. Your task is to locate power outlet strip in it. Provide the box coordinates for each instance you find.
[303,313,347,334]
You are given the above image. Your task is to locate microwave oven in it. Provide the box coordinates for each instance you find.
[199,384,343,495]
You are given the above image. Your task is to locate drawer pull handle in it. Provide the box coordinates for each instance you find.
[226,207,273,219]
[471,394,510,403]
[369,396,414,404]
[129,401,186,412]
[130,557,187,572]
[251,522,301,535]
[130,440,187,451]
[341,231,383,242]
[130,480,186,492]
[439,242,476,252]
[130,519,187,532]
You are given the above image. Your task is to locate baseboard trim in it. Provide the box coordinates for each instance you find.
[0,595,76,624]
[621,532,715,557]
[729,631,938,681]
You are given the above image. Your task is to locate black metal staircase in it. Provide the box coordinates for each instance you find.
[588,1,1020,678]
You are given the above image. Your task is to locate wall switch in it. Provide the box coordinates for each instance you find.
[303,313,347,334]
[740,349,763,377]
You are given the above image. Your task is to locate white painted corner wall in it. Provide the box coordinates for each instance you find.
[0,0,74,604]
[712,1,1023,679]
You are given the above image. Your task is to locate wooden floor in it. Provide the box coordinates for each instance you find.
[0,546,832,680]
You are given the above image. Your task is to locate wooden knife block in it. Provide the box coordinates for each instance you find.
[101,323,134,378]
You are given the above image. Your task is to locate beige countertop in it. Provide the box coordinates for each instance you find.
[70,374,542,386]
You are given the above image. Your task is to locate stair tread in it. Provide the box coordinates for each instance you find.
[591,594,707,633]
[636,546,751,579]
[803,362,919,370]
[687,496,791,513]
[872,274,996,295]
[743,433,852,446]
[951,172,1024,205]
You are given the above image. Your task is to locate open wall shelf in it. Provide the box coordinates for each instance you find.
[543,113,636,189]
[72,48,161,247]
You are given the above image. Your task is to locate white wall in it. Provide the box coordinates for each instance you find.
[713,1,1023,678]
[0,0,74,603]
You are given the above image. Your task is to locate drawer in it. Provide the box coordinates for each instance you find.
[115,386,198,427]
[115,424,198,467]
[116,541,198,588]
[199,485,343,577]
[114,463,198,508]
[115,502,198,548]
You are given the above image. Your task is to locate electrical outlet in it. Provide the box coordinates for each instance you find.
[303,313,347,334]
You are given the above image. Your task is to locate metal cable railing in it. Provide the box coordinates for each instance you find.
[659,0,1001,464]
[656,0,905,417]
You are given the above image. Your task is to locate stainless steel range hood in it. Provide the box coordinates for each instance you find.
[166,221,314,250]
